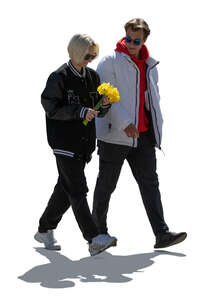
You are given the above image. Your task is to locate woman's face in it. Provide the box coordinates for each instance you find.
[79,46,97,68]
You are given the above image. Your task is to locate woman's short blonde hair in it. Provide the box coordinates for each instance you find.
[67,34,99,64]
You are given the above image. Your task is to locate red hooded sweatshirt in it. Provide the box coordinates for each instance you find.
[115,38,149,132]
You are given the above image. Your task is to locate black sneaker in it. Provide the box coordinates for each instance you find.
[154,231,187,249]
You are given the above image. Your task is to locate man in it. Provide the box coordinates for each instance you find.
[92,18,187,248]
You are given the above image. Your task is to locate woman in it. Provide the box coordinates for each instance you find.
[34,34,117,256]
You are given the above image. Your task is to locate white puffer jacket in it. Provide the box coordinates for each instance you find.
[95,51,163,148]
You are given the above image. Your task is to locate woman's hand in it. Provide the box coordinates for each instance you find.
[85,108,98,122]
[103,96,111,105]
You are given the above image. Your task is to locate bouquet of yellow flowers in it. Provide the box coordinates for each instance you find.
[83,82,120,126]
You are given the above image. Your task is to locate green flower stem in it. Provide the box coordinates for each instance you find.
[83,95,105,126]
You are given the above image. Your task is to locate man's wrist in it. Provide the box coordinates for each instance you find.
[123,122,133,131]
[101,104,111,109]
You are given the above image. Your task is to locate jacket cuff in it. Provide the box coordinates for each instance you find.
[121,120,132,131]
[100,104,111,109]
[80,107,88,119]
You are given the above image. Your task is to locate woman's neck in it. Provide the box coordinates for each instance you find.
[71,60,82,73]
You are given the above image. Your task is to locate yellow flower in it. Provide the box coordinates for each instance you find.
[97,82,120,103]
[83,82,120,126]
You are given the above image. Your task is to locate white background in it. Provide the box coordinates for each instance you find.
[1,0,208,298]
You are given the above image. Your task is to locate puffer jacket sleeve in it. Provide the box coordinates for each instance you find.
[41,72,88,121]
[145,65,160,111]
[152,66,160,96]
[96,55,132,130]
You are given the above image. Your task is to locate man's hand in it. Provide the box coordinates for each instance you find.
[124,124,139,138]
[85,108,98,122]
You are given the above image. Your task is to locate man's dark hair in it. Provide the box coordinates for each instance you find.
[124,18,150,40]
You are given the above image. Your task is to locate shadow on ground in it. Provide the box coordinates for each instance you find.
[18,248,186,288]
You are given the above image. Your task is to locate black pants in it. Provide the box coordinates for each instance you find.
[92,131,169,236]
[38,155,98,242]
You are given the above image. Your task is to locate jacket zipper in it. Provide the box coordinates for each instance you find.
[133,67,139,147]
[125,57,139,147]
[146,62,161,148]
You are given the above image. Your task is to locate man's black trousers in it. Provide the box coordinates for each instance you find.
[38,155,98,242]
[92,131,169,236]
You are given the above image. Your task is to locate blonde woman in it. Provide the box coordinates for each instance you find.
[34,34,117,256]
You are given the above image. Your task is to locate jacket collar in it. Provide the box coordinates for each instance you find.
[67,60,86,78]
[119,52,159,68]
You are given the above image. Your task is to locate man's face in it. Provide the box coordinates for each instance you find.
[125,28,145,58]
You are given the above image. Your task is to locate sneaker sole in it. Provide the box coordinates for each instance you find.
[90,238,117,256]
[154,233,187,249]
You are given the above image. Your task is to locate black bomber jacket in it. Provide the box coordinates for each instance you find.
[41,60,110,159]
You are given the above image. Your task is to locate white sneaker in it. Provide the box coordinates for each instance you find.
[34,230,61,251]
[89,234,117,256]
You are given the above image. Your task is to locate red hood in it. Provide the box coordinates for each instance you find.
[115,37,149,63]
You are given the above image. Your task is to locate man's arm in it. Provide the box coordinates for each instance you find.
[96,56,132,130]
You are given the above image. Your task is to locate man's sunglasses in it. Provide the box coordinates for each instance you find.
[84,53,97,60]
[125,37,141,46]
